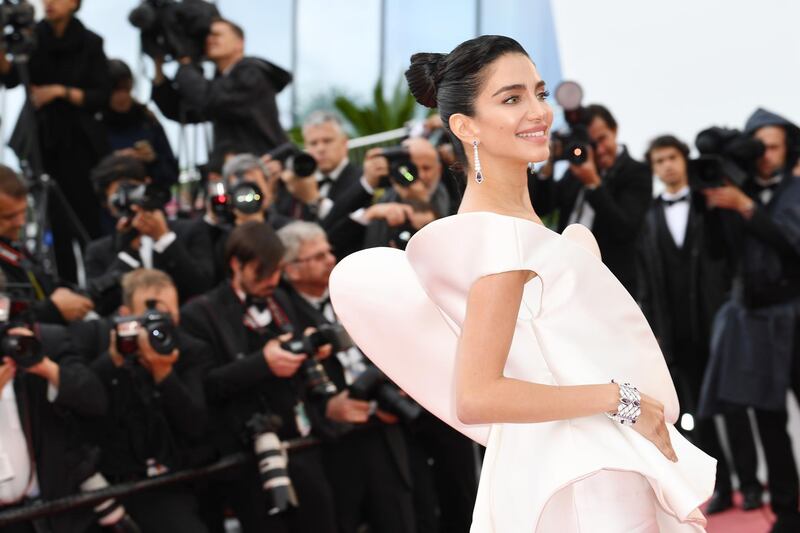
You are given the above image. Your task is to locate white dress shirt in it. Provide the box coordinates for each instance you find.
[661,186,691,248]
[0,382,37,504]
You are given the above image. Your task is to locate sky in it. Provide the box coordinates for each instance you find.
[2,0,799,169]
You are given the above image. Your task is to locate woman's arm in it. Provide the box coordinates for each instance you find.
[456,270,678,461]
[456,270,618,424]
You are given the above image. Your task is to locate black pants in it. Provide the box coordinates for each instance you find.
[670,344,760,495]
[754,320,800,518]
[199,447,336,533]
[323,426,415,533]
[119,485,208,533]
[408,413,479,533]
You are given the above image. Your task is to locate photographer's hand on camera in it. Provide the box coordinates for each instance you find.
[703,184,756,219]
[263,332,306,377]
[325,389,370,423]
[50,287,94,322]
[364,203,414,226]
[569,147,602,188]
[136,326,179,384]
[363,148,390,190]
[131,205,170,241]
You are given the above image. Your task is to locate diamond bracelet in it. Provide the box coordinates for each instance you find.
[605,379,641,425]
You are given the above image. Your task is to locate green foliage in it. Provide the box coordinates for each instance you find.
[334,76,418,136]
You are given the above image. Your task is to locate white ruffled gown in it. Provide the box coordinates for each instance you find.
[330,212,715,532]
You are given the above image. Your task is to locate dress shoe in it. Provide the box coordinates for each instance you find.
[740,485,764,511]
[705,491,733,514]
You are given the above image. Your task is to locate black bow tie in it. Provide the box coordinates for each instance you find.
[245,295,268,312]
[755,181,780,192]
[318,175,334,188]
[660,194,689,207]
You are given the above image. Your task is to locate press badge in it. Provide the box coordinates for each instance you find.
[294,403,312,437]
[0,452,14,483]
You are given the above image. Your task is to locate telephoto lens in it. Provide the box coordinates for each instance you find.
[248,413,298,515]
[281,334,338,398]
[81,473,142,533]
[350,366,422,422]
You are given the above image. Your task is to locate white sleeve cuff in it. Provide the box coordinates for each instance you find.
[117,252,141,269]
[317,198,334,220]
[349,208,370,226]
[152,231,177,253]
[47,383,59,403]
[360,176,375,195]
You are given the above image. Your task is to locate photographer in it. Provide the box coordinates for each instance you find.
[85,155,214,315]
[636,135,761,514]
[277,221,416,533]
[180,221,336,533]
[0,271,108,533]
[105,58,178,189]
[274,111,375,228]
[0,165,94,324]
[152,18,291,162]
[69,268,211,533]
[700,108,800,532]
[326,137,449,257]
[0,0,111,281]
[530,104,651,295]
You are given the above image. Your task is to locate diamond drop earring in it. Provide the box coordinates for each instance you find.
[473,139,484,184]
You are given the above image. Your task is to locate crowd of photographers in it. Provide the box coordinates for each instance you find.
[1,1,800,533]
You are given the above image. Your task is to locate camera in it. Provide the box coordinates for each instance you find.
[349,366,422,423]
[690,127,766,189]
[0,0,35,58]
[247,412,298,515]
[281,324,354,398]
[128,0,220,62]
[208,178,264,222]
[376,146,420,188]
[267,142,318,179]
[0,284,42,368]
[113,299,177,357]
[110,182,171,218]
[549,81,592,165]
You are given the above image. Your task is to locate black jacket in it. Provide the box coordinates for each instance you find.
[0,238,65,325]
[636,192,732,363]
[70,318,211,476]
[530,148,652,295]
[180,283,319,455]
[154,57,291,159]
[85,218,215,315]
[9,324,108,533]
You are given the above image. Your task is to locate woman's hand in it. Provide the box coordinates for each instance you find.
[630,393,678,462]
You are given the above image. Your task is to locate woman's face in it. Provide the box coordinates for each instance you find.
[469,53,553,165]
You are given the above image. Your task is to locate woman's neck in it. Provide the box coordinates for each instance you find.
[459,157,538,221]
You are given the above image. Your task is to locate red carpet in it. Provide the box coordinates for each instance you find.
[706,492,775,533]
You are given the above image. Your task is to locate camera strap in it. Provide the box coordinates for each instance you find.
[0,242,46,301]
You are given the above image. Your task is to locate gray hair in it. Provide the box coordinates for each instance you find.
[277,221,327,263]
[303,110,346,135]
[222,153,269,181]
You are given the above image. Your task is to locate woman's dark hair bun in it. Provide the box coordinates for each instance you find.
[405,52,446,108]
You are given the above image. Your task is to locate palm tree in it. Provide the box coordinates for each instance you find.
[333,76,418,137]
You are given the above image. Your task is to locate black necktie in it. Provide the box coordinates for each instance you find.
[660,194,689,207]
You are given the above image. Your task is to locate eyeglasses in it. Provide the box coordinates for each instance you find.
[292,248,334,264]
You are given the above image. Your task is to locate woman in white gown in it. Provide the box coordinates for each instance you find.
[329,35,715,532]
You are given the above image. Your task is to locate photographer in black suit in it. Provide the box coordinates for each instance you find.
[0,165,94,325]
[530,104,652,295]
[277,221,416,533]
[152,18,291,162]
[274,111,377,229]
[69,268,211,533]
[181,222,336,533]
[0,269,108,533]
[85,155,214,314]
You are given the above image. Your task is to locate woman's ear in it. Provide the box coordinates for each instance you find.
[448,113,479,145]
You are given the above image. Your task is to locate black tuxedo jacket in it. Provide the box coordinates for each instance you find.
[85,218,215,315]
[281,283,412,489]
[11,324,108,533]
[180,283,319,455]
[530,149,652,295]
